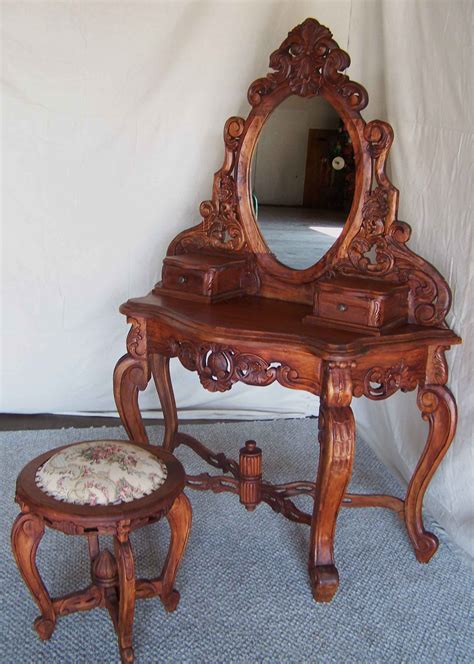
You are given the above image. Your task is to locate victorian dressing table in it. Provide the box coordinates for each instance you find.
[113,19,461,602]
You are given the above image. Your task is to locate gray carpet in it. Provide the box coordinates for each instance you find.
[1,420,472,663]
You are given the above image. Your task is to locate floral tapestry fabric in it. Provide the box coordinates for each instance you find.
[35,440,168,506]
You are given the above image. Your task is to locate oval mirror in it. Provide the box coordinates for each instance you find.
[251,95,355,270]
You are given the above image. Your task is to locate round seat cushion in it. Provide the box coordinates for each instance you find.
[35,440,168,506]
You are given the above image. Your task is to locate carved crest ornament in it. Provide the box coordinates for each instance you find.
[167,18,451,328]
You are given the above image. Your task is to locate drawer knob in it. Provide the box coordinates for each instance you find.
[177,275,188,285]
[337,303,348,312]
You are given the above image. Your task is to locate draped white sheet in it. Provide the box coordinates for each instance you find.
[2,1,472,562]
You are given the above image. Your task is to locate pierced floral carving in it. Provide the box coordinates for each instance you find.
[346,186,394,275]
[353,360,421,400]
[167,339,299,393]
[247,18,368,110]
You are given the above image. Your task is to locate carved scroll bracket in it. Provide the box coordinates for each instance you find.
[116,316,150,392]
[169,116,248,255]
[337,119,452,327]
[126,317,147,360]
[113,316,151,444]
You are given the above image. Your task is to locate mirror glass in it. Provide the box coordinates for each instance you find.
[251,95,355,269]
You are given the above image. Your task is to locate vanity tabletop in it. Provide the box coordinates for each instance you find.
[120,292,461,357]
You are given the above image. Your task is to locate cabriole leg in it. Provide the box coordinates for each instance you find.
[11,512,56,640]
[113,316,150,444]
[150,354,178,451]
[309,361,355,603]
[114,534,136,664]
[309,403,355,602]
[405,384,457,562]
[160,493,192,612]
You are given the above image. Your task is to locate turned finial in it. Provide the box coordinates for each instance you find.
[239,440,262,511]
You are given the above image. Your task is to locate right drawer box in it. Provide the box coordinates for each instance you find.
[305,276,409,334]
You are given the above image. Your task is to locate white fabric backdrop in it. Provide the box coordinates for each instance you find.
[2,1,472,561]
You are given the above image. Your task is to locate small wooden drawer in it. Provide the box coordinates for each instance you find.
[304,276,409,334]
[318,293,371,327]
[162,263,207,294]
[155,253,249,302]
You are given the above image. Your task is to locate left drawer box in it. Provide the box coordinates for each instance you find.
[155,253,248,302]
[162,263,207,295]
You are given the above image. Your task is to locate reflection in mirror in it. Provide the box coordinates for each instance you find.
[252,95,355,269]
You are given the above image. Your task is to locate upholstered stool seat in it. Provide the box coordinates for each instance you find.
[35,440,168,505]
[12,440,192,664]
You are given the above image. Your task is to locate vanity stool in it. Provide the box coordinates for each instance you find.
[11,439,192,664]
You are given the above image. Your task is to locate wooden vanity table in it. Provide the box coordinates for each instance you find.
[113,18,461,602]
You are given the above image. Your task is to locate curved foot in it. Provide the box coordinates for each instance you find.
[161,589,180,613]
[413,532,439,564]
[11,513,57,638]
[406,384,456,562]
[34,616,55,641]
[120,646,135,664]
[310,565,339,603]
[160,494,192,609]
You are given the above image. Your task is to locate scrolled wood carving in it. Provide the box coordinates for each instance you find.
[426,345,450,385]
[167,339,300,393]
[338,119,452,326]
[113,315,151,444]
[126,316,147,358]
[353,360,422,400]
[247,18,368,110]
[168,116,247,255]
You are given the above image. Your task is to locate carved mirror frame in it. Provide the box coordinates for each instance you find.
[165,18,451,327]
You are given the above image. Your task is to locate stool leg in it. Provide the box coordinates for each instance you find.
[114,535,135,664]
[161,493,192,612]
[11,512,56,640]
[87,534,100,579]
